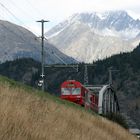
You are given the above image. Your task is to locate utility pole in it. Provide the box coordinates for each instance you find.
[37,19,49,91]
[108,67,119,86]
[109,68,113,85]
[108,67,119,112]
[84,65,88,85]
[84,64,95,85]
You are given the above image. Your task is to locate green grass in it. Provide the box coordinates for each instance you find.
[0,75,137,140]
[0,75,93,113]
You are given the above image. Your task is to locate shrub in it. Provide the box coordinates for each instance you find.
[104,113,128,129]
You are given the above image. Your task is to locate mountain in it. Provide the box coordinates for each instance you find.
[0,20,76,64]
[46,10,140,62]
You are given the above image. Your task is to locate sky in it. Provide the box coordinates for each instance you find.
[0,0,140,35]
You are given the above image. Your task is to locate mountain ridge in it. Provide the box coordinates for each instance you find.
[46,10,140,63]
[0,20,76,64]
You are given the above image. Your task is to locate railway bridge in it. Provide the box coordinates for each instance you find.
[85,84,120,115]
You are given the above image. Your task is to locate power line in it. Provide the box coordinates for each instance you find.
[0,0,51,37]
[51,51,68,65]
[0,3,18,22]
[0,22,25,42]
[24,0,43,17]
[0,2,24,25]
[7,0,37,21]
[0,1,32,37]
[0,1,72,70]
[0,12,26,42]
[0,1,41,37]
[0,6,28,43]
[0,1,51,60]
[47,51,79,72]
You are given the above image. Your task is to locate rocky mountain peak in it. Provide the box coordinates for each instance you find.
[46,10,140,63]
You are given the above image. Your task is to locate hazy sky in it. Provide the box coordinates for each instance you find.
[0,0,140,35]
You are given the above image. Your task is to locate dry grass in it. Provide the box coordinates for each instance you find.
[0,81,137,140]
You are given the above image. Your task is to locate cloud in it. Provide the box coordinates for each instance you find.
[0,0,139,33]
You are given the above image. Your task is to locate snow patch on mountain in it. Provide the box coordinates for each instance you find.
[92,28,140,39]
[47,26,66,39]
[46,11,140,63]
[96,12,107,20]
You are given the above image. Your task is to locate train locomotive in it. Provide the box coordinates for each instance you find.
[60,80,119,115]
[61,80,99,113]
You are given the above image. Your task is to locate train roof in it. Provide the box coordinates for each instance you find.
[61,80,83,87]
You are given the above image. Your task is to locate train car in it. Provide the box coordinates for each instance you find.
[60,80,88,106]
[60,80,120,115]
[84,92,99,112]
[60,80,98,111]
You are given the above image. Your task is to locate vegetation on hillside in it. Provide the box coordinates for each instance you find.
[92,44,140,128]
[0,44,140,128]
[0,76,137,140]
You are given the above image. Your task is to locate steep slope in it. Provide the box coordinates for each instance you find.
[0,20,76,64]
[0,76,137,140]
[0,44,140,129]
[46,11,140,62]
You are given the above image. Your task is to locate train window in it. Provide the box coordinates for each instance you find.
[61,88,71,95]
[72,88,81,95]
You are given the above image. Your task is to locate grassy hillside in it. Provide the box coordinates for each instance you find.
[0,45,140,129]
[0,75,137,140]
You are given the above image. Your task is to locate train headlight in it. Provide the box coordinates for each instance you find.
[76,96,81,98]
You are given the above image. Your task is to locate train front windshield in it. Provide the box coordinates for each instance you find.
[61,88,81,95]
[61,88,71,95]
[72,88,81,95]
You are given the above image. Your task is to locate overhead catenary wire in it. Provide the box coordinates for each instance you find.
[51,51,68,65]
[0,2,25,25]
[0,1,44,39]
[0,22,25,42]
[0,0,75,68]
[0,13,26,42]
[45,50,79,72]
[24,0,43,17]
[6,0,38,21]
[0,0,50,55]
[0,2,28,36]
[0,0,51,38]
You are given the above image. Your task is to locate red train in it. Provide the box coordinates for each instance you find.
[60,80,98,113]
